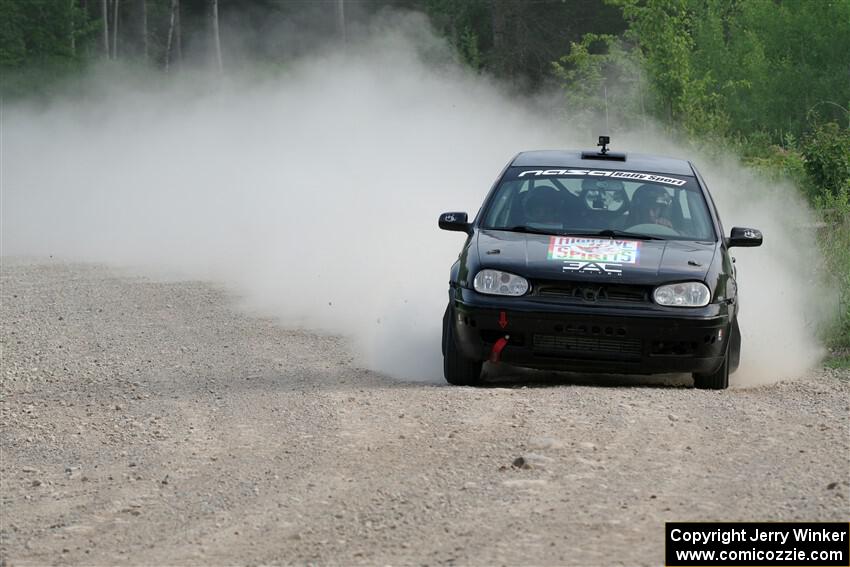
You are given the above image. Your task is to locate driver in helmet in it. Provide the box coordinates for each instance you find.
[627,184,674,228]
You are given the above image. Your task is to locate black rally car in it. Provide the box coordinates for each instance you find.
[439,138,762,389]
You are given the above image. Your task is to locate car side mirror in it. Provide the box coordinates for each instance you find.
[439,212,471,233]
[728,227,763,248]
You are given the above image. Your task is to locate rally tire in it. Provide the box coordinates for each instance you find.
[443,305,483,386]
[728,318,741,375]
[693,335,730,390]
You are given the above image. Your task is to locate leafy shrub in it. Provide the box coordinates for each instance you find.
[802,121,850,200]
[815,189,850,348]
[741,143,808,189]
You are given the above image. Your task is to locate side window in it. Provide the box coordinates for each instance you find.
[484,180,526,227]
[685,190,713,239]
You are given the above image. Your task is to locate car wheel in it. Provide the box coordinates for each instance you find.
[442,304,483,386]
[693,333,730,390]
[728,318,741,375]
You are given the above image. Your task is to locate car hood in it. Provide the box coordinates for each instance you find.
[476,230,716,285]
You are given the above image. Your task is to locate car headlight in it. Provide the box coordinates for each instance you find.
[473,269,529,296]
[653,282,711,307]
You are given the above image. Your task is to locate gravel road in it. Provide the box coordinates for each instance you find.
[2,260,848,566]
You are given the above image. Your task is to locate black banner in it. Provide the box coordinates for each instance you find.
[666,522,850,566]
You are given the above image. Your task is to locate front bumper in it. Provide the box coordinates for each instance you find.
[451,288,730,375]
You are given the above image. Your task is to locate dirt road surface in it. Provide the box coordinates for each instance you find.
[2,260,848,566]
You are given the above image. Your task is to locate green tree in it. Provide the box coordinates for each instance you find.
[552,33,642,131]
[0,0,92,67]
[582,0,850,140]
[0,0,97,97]
[611,0,695,123]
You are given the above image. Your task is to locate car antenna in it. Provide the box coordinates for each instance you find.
[597,135,611,155]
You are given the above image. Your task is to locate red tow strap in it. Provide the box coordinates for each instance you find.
[490,336,510,363]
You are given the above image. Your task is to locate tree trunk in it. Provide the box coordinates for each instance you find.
[102,0,109,58]
[491,0,506,51]
[165,0,180,71]
[491,0,509,75]
[638,67,648,131]
[112,0,119,59]
[175,0,182,62]
[70,0,76,55]
[336,0,346,43]
[211,0,223,72]
[166,0,175,71]
[141,0,148,62]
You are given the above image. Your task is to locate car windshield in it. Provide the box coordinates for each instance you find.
[480,167,716,241]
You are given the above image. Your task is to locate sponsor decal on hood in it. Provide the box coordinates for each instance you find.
[548,236,640,277]
[547,237,640,264]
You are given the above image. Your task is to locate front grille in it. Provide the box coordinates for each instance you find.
[534,282,649,304]
[533,333,642,360]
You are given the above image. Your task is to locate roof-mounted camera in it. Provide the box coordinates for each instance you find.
[580,135,626,161]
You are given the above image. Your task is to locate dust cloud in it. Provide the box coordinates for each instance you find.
[660,147,830,386]
[1,15,828,385]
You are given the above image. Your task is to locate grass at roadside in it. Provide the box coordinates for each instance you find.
[825,353,850,370]
[817,192,850,350]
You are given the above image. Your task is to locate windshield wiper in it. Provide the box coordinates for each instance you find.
[501,225,565,235]
[497,227,667,240]
[591,229,667,241]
